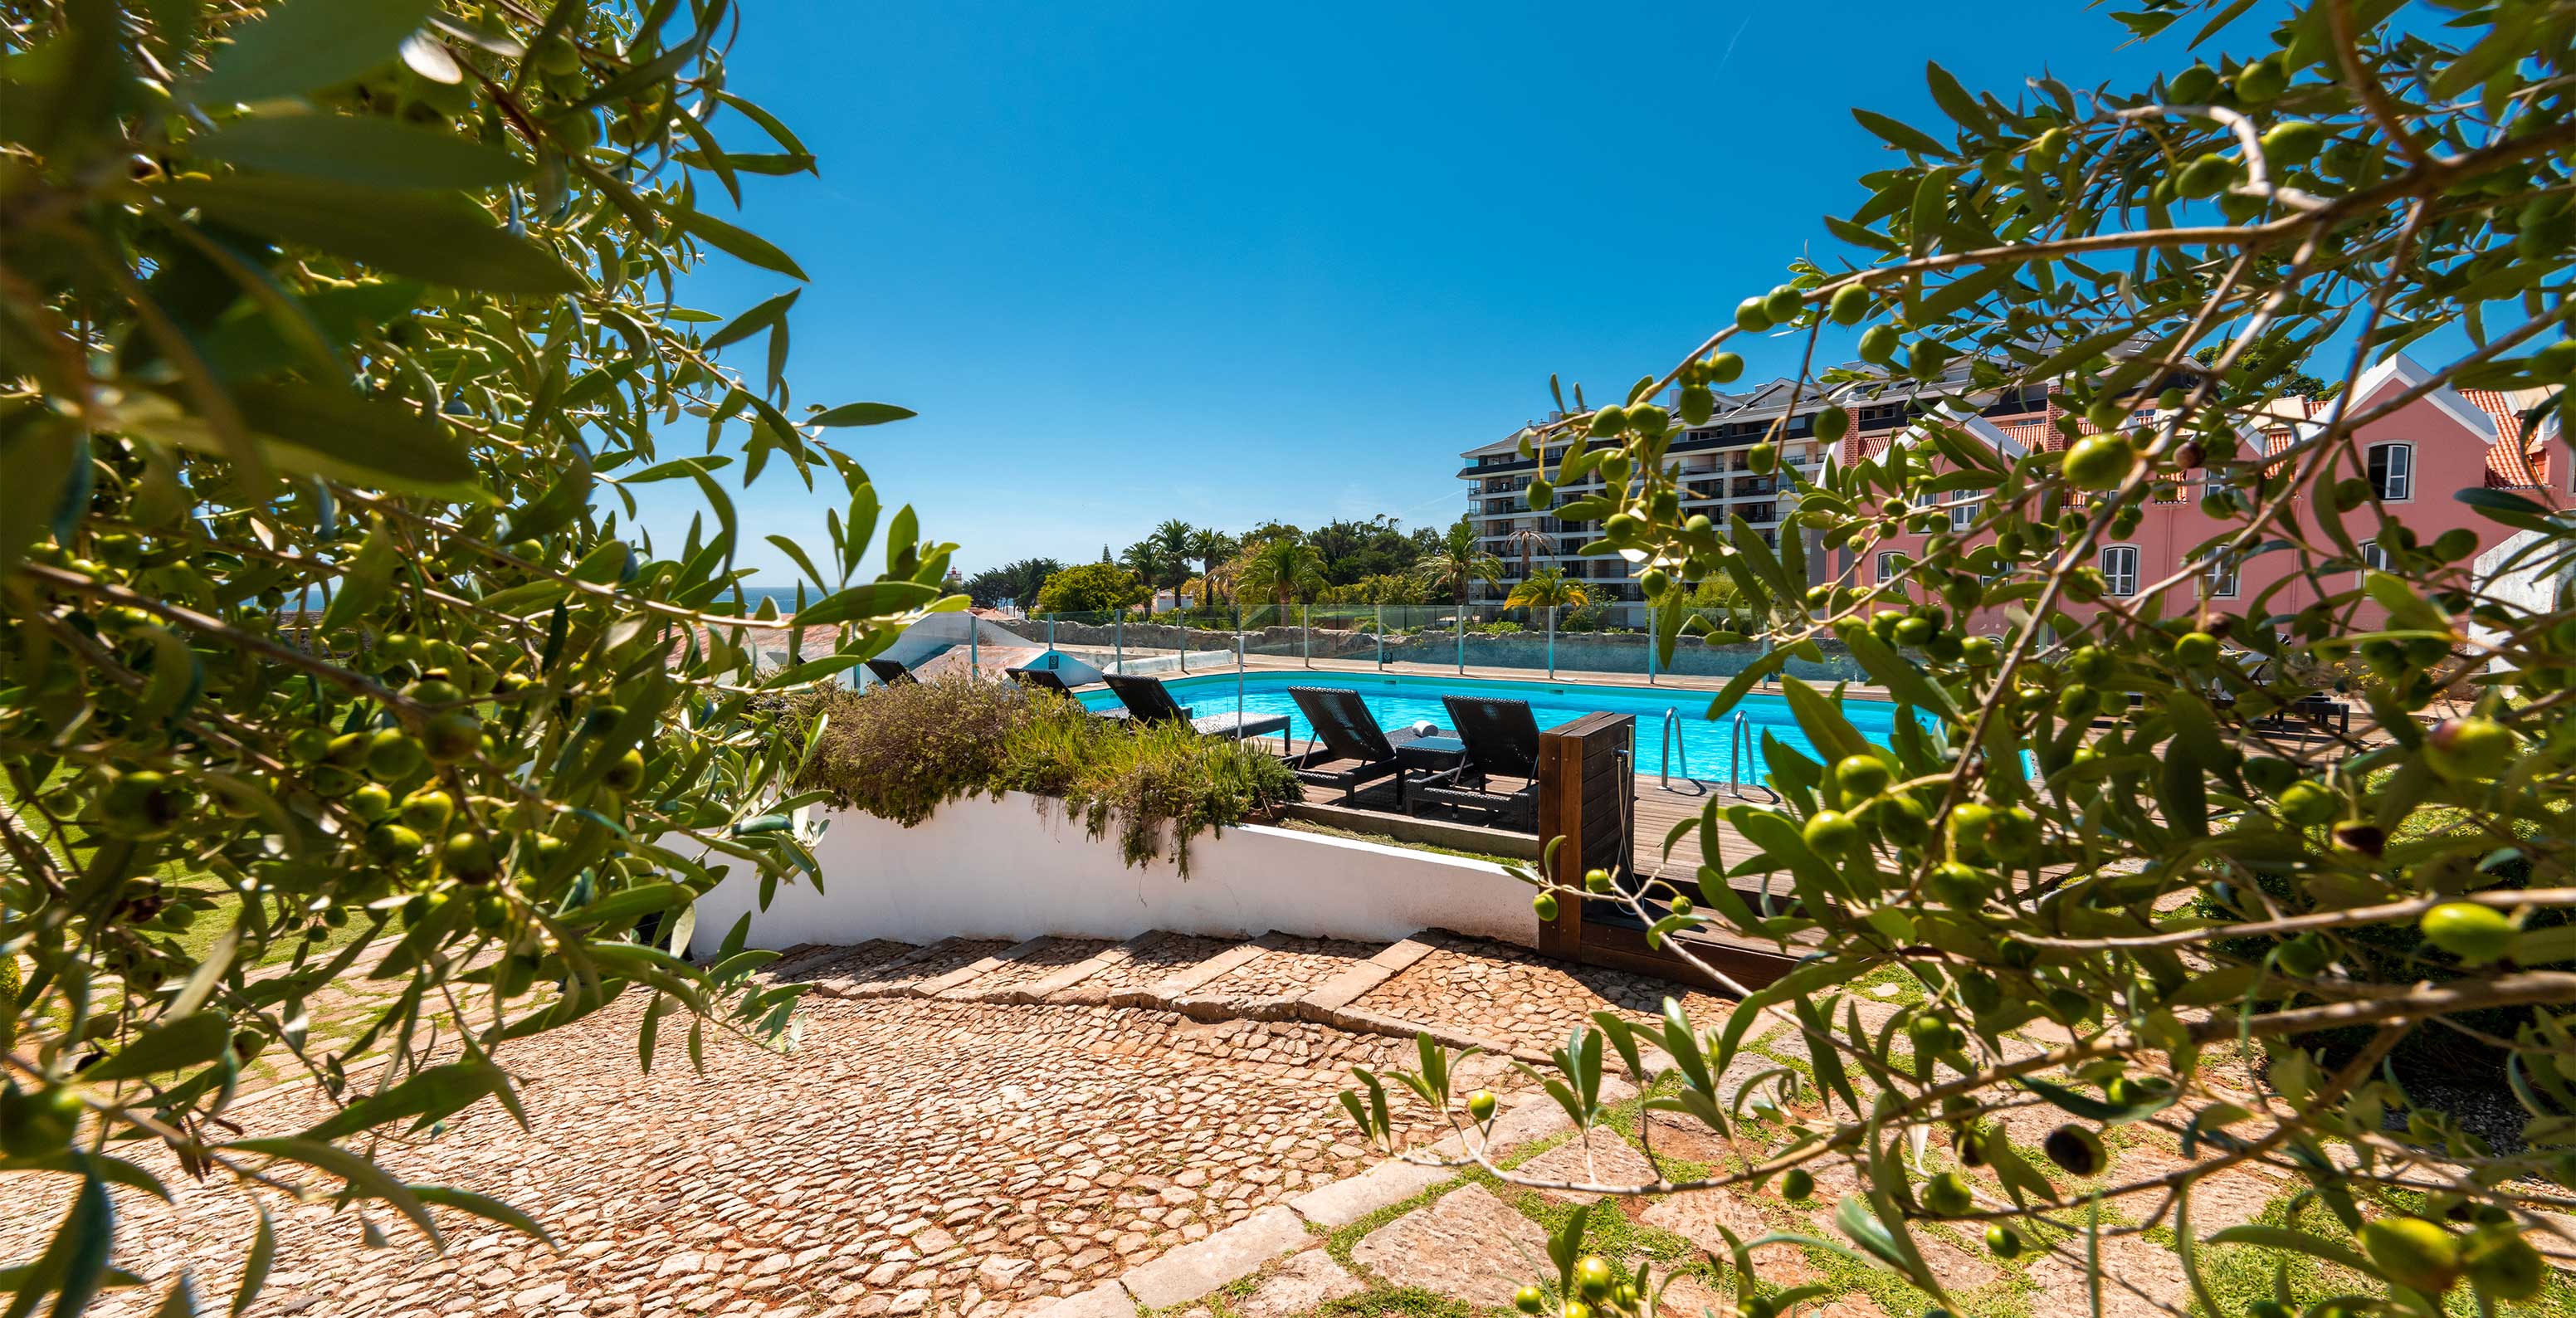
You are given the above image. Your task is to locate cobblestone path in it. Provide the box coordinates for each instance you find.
[8,926,2558,1318]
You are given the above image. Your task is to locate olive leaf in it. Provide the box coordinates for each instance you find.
[193,0,437,105]
[159,177,580,295]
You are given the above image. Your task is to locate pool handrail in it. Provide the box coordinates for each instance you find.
[1657,705,1695,789]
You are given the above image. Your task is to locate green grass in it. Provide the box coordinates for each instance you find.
[164,891,385,969]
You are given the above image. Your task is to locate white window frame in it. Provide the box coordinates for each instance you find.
[2367,442,2413,502]
[1876,551,1899,584]
[2359,539,2388,583]
[2099,544,2140,598]
[2204,556,2238,598]
[1949,499,1980,533]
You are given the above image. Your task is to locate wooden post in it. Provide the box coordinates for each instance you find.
[1534,712,1632,958]
[1534,710,1801,993]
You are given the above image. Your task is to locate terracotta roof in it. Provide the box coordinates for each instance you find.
[1995,417,2056,452]
[2459,387,2547,489]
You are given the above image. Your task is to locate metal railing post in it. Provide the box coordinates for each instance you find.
[1115,617,1123,674]
[1456,607,1466,675]
[1647,613,1656,685]
[1301,605,1310,667]
[1375,604,1384,669]
[1548,606,1556,679]
[969,618,979,677]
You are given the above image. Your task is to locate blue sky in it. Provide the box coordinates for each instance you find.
[649,1,2252,584]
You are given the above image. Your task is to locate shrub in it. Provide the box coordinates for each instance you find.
[1035,562,1149,614]
[792,677,1054,825]
[1558,600,1615,632]
[791,678,1300,872]
[1334,7,2576,1315]
[998,716,1301,873]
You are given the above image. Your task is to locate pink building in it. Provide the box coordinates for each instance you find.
[1835,353,2569,634]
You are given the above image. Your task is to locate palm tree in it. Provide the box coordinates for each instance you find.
[1504,565,1590,615]
[1187,527,1237,608]
[1417,518,1502,608]
[1149,519,1197,593]
[1235,536,1327,620]
[1496,525,1554,593]
[1117,540,1165,608]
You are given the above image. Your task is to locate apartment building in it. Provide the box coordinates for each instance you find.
[1457,365,2054,623]
[1842,352,2569,633]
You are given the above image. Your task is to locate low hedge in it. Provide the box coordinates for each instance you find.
[790,677,1301,873]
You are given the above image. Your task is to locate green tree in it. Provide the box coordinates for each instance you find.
[0,0,954,1306]
[964,558,1063,609]
[1344,7,2576,1313]
[1149,519,1197,593]
[1234,536,1327,611]
[1033,562,1146,615]
[1187,527,1237,608]
[1500,565,1588,614]
[1417,517,1503,607]
[1495,525,1554,590]
[1306,515,1423,585]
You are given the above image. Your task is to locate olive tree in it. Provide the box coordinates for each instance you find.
[1351,2,2576,1314]
[1,0,951,1310]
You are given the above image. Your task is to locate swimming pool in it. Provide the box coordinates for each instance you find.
[1076,671,1905,780]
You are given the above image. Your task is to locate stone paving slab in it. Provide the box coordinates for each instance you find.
[920,937,1055,996]
[1075,933,1243,999]
[775,938,919,985]
[1234,1247,1363,1318]
[1641,1189,1778,1257]
[1151,939,1274,998]
[1117,1204,1307,1308]
[1347,1184,1550,1307]
[955,938,1124,1002]
[1514,1130,1662,1198]
[1039,1281,1134,1318]
[838,937,1018,995]
[1286,1159,1453,1228]
[1196,938,1382,1000]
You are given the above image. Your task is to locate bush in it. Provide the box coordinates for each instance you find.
[792,676,1045,825]
[1035,563,1148,614]
[791,678,1300,872]
[1558,600,1615,632]
[1332,7,2576,1314]
[997,715,1302,872]
[2211,806,2574,1076]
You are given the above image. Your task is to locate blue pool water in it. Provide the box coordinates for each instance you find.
[1076,671,1910,779]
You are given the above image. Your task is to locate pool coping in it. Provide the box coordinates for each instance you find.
[1077,661,1901,710]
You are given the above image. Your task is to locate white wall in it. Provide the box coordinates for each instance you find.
[2471,529,2574,671]
[689,792,1535,955]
